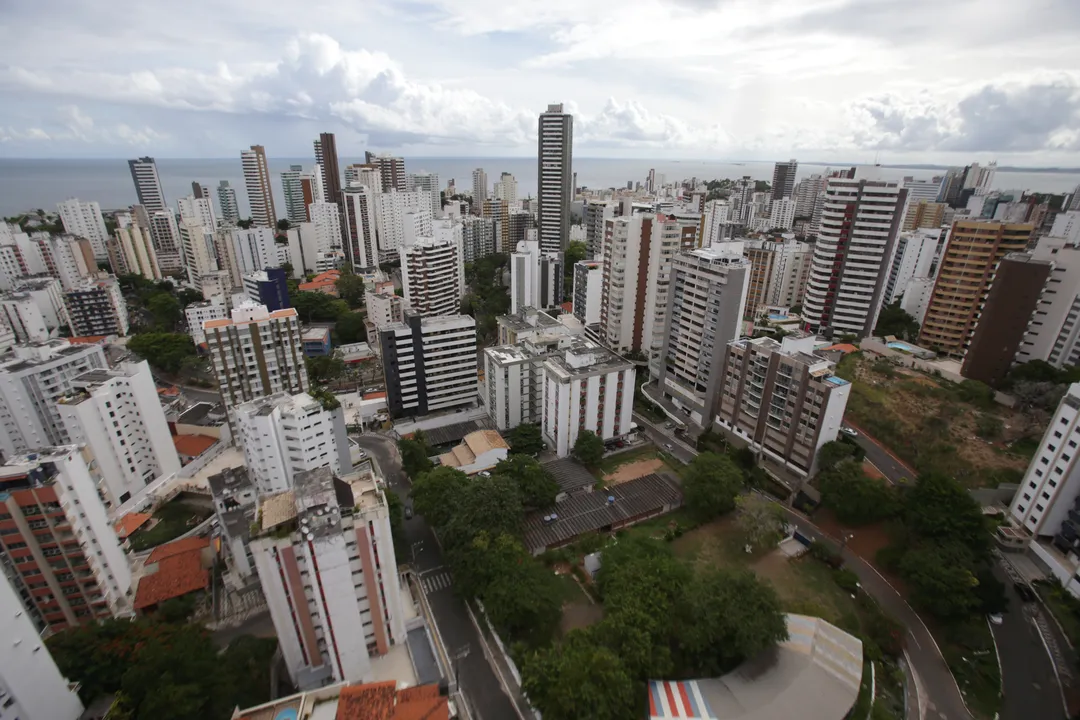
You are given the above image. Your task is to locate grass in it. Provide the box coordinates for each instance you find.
[850,659,876,720]
[1035,580,1080,648]
[938,620,1001,720]
[128,499,212,552]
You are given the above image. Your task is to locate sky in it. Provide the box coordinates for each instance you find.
[1,0,1079,165]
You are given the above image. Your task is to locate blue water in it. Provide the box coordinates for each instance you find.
[887,341,920,353]
[2,157,1079,217]
[768,314,789,321]
[825,376,849,385]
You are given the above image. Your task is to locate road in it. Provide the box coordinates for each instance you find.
[844,420,916,483]
[353,434,520,720]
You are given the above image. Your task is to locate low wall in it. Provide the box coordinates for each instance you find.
[178,440,225,479]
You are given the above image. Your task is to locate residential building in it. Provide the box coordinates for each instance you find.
[241,145,278,228]
[716,334,851,476]
[0,446,134,632]
[243,268,291,311]
[282,165,310,224]
[482,334,569,431]
[494,171,518,207]
[228,227,280,283]
[56,361,181,508]
[802,177,908,338]
[919,221,1035,356]
[0,224,45,290]
[299,270,341,296]
[107,225,161,280]
[701,200,735,247]
[511,238,562,313]
[438,430,509,475]
[344,164,382,192]
[884,229,944,304]
[148,210,182,272]
[1016,238,1080,368]
[33,234,94,292]
[374,191,432,261]
[472,168,488,211]
[365,289,404,328]
[203,302,309,422]
[771,159,798,200]
[56,198,108,259]
[1,278,69,342]
[0,340,108,457]
[542,339,635,457]
[656,246,751,426]
[497,306,567,345]
[795,174,824,219]
[572,260,603,325]
[1052,212,1080,247]
[63,277,128,337]
[407,172,442,217]
[249,466,406,689]
[185,300,228,345]
[342,186,379,270]
[768,197,796,231]
[399,218,465,318]
[178,221,221,293]
[217,180,240,227]
[537,103,574,254]
[379,312,477,419]
[903,200,947,232]
[302,328,331,357]
[461,216,495,262]
[966,161,997,195]
[370,154,406,192]
[308,201,344,258]
[744,237,812,314]
[0,572,84,719]
[234,391,351,494]
[128,157,166,213]
[583,199,615,260]
[314,132,342,205]
[962,253,1051,386]
[900,277,936,325]
[177,194,217,232]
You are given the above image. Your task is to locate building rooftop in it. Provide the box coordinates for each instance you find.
[172,433,217,458]
[438,430,509,470]
[113,512,151,540]
[303,327,332,342]
[543,339,633,380]
[146,535,211,564]
[417,418,496,448]
[207,465,253,501]
[497,307,562,334]
[485,344,533,365]
[134,538,210,611]
[233,680,448,720]
[542,458,597,495]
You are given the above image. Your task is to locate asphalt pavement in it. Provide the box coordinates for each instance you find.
[352,434,520,720]
[844,421,916,484]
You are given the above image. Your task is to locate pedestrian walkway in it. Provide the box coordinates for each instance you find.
[422,570,453,594]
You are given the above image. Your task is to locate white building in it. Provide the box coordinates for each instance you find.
[250,466,406,689]
[228,227,280,284]
[584,199,616,260]
[365,290,404,328]
[177,195,218,233]
[342,186,379,270]
[281,165,310,224]
[0,224,43,291]
[35,234,94,291]
[536,104,573,255]
[0,573,84,720]
[399,218,465,318]
[472,168,488,209]
[56,361,181,508]
[883,229,944,304]
[63,276,129,337]
[378,313,477,418]
[900,277,936,325]
[109,225,161,280]
[795,174,824,220]
[242,145,278,228]
[309,202,344,252]
[511,238,562,313]
[767,197,796,231]
[217,180,240,227]
[572,260,603,325]
[407,172,442,218]
[374,190,433,261]
[1,278,69,342]
[148,210,182,272]
[461,216,495,262]
[1016,237,1080,367]
[179,221,221,292]
[542,339,635,458]
[56,198,108,260]
[129,156,166,213]
[494,172,518,207]
[482,329,571,432]
[743,236,813,312]
[1052,212,1080,247]
[185,300,228,345]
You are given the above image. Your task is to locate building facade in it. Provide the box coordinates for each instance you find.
[379,313,477,419]
[399,219,465,318]
[742,237,812,318]
[185,300,228,345]
[536,104,573,254]
[128,157,166,213]
[315,132,343,205]
[374,191,432,261]
[56,198,108,260]
[572,260,603,325]
[243,268,291,312]
[342,186,379,270]
[63,277,129,337]
[242,145,278,228]
[1016,238,1080,368]
[177,195,217,233]
[511,238,562,313]
[217,181,240,227]
[771,160,798,200]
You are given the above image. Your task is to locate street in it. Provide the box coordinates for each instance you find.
[352,434,520,720]
[844,421,916,484]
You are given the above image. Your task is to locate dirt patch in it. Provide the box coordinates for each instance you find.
[603,458,665,485]
[560,602,603,634]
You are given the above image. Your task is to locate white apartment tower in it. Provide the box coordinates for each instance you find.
[407,172,442,218]
[109,225,161,280]
[35,235,94,291]
[242,145,278,228]
[472,168,488,212]
[56,198,108,260]
[228,227,280,284]
[374,190,433,261]
[177,194,218,233]
[399,218,465,318]
[148,210,182,272]
[511,238,562,313]
[461,216,495,262]
[217,180,240,227]
[1016,237,1080,367]
[179,222,221,293]
[742,237,814,313]
[494,172,518,206]
[537,104,574,254]
[185,300,228,345]
[128,157,166,213]
[282,165,310,224]
[342,186,379,270]
[572,260,603,325]
[883,229,944,304]
[56,361,181,508]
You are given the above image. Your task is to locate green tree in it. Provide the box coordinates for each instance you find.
[292,291,349,322]
[734,494,786,551]
[899,543,981,620]
[276,218,291,231]
[903,473,989,556]
[491,454,558,509]
[816,440,856,472]
[335,270,367,309]
[305,354,346,385]
[147,292,182,330]
[334,311,367,344]
[176,288,204,308]
[521,631,639,720]
[442,474,523,549]
[399,432,434,479]
[682,452,743,522]
[819,460,899,526]
[385,490,408,561]
[873,301,920,341]
[128,333,197,373]
[507,422,545,455]
[572,430,604,468]
[563,240,586,301]
[481,540,563,645]
[237,218,254,229]
[409,466,468,528]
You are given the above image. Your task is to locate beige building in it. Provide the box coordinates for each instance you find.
[903,200,947,231]
[743,236,813,319]
[241,145,278,228]
[438,430,510,475]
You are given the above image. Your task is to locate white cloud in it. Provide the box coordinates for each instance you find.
[0,105,167,147]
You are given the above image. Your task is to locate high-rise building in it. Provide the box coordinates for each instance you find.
[128,157,166,213]
[510,238,562,313]
[400,218,465,318]
[370,154,406,192]
[204,302,308,422]
[902,200,947,231]
[241,145,278,228]
[32,235,93,292]
[148,210,182,272]
[1016,238,1080,368]
[108,225,161,280]
[883,229,944,304]
[407,172,442,218]
[185,300,228,345]
[281,165,310,224]
[1051,212,1080,247]
[56,198,108,260]
[1,278,69,342]
[0,572,85,718]
[217,180,240,227]
[795,174,824,219]
[179,221,221,293]
[742,237,813,317]
[716,334,851,476]
[537,104,573,254]
[342,186,380,270]
[572,260,603,325]
[494,172,518,206]
[583,199,615,260]
[767,197,796,231]
[56,361,181,507]
[234,391,351,495]
[177,194,217,232]
[656,246,750,425]
[344,164,381,191]
[243,268,291,312]
[308,202,344,257]
[249,466,406,689]
[365,288,404,329]
[228,227,281,283]
[374,191,433,261]
[919,221,1035,357]
[802,177,908,337]
[379,312,477,418]
[0,446,134,632]
[314,132,342,205]
[771,159,798,200]
[483,339,559,433]
[940,167,966,207]
[471,168,488,212]
[63,277,129,337]
[461,216,495,262]
[192,181,209,199]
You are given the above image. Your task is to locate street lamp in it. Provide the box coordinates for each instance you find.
[411,541,424,563]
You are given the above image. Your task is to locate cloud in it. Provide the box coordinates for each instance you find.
[0,105,167,147]
[575,98,732,149]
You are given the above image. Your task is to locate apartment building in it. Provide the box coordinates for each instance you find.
[1,278,69,342]
[371,154,406,192]
[771,160,798,200]
[374,191,433,261]
[537,104,573,254]
[0,446,133,633]
[249,466,405,689]
[108,225,161,280]
[919,220,1035,357]
[1016,238,1080,367]
[883,229,944,304]
[472,168,488,210]
[461,216,495,262]
[314,133,342,205]
[179,221,220,293]
[228,227,281,283]
[185,300,228,345]
[364,289,403,328]
[217,181,240,227]
[656,246,751,427]
[56,362,181,508]
[56,198,108,260]
[511,238,562,313]
[63,277,129,337]
[243,268,290,312]
[742,237,812,318]
[177,194,218,233]
[399,218,465,318]
[342,186,379,270]
[482,320,572,431]
[583,199,616,260]
[128,156,166,213]
[282,165,312,224]
[716,334,851,477]
[802,177,907,338]
[378,312,477,419]
[344,164,382,192]
[572,260,603,325]
[32,234,94,292]
[406,172,442,218]
[903,200,947,232]
[242,145,278,228]
[494,172,518,206]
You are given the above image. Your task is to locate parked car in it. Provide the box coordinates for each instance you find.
[664,421,675,429]
[664,443,674,450]
[840,426,859,438]
[404,505,413,520]
[988,613,1004,626]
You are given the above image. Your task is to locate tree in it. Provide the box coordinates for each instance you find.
[480,539,563,645]
[735,494,786,551]
[409,466,468,528]
[682,452,743,522]
[507,422,545,456]
[441,474,523,549]
[873,301,920,341]
[399,432,434,479]
[276,218,291,231]
[674,568,788,676]
[521,631,639,720]
[237,218,254,229]
[491,454,558,509]
[176,288,204,308]
[563,240,586,301]
[819,460,899,526]
[816,440,856,473]
[334,311,367,345]
[292,291,349,322]
[385,491,408,561]
[903,472,989,556]
[335,270,367,309]
[147,292,182,331]
[128,333,197,373]
[572,430,604,468]
[899,543,981,620]
[305,354,346,385]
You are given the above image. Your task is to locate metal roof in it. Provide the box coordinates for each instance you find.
[542,458,596,495]
[420,418,495,447]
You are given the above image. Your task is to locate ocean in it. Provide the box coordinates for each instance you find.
[1,156,1078,218]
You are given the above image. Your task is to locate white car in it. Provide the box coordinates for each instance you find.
[988,613,1003,626]
[840,426,859,438]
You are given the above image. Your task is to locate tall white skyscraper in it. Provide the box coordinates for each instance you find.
[128,156,166,213]
[148,210,182,272]
[281,164,309,224]
[537,103,574,254]
[241,145,277,228]
[177,194,218,232]
[510,238,561,313]
[407,172,442,218]
[472,168,488,212]
[494,172,518,206]
[217,180,240,227]
[374,191,433,261]
[342,186,379,270]
[56,198,108,260]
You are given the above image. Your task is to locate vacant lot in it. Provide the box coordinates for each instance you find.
[555,572,603,636]
[597,446,682,485]
[128,497,212,552]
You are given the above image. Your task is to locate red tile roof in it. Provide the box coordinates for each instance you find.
[114,512,151,539]
[67,335,109,344]
[362,391,387,400]
[133,550,208,610]
[560,302,573,313]
[821,343,859,354]
[335,681,448,720]
[172,433,217,457]
[146,535,210,564]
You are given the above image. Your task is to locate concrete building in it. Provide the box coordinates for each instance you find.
[56,361,181,508]
[795,174,824,220]
[342,186,379,270]
[33,234,94,292]
[179,221,221,294]
[314,132,342,205]
[0,446,133,632]
[217,180,240,227]
[371,154,406,192]
[0,341,109,457]
[228,227,280,283]
[0,224,46,290]
[656,246,751,426]
[148,210,182,272]
[482,333,569,432]
[407,172,442,218]
[243,268,290,311]
[345,164,382,193]
[742,237,812,318]
[771,159,798,200]
[234,391,351,495]
[919,221,1035,357]
[1051,212,1080,247]
[128,157,166,213]
[1016,238,1080,368]
[282,165,311,224]
[56,198,108,260]
[438,430,509,475]
[108,224,162,280]
[399,218,465,318]
[511,238,562,313]
[63,277,128,337]
[185,300,228,345]
[768,197,797,231]
[542,339,635,457]
[701,200,735,247]
[572,260,603,325]
[537,103,574,254]
[177,194,217,233]
[803,176,908,338]
[308,202,344,261]
[302,328,331,357]
[583,199,616,260]
[0,572,84,719]
[378,312,477,419]
[374,191,433,261]
[204,302,309,422]
[364,289,404,328]
[242,145,278,228]
[472,168,488,210]
[461,216,495,263]
[884,229,944,304]
[249,466,406,689]
[900,277,936,325]
[716,334,851,477]
[1,278,69,342]
[494,172,518,207]
[903,200,948,232]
